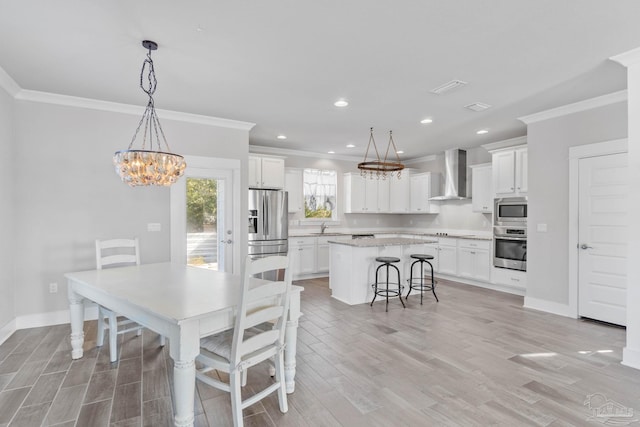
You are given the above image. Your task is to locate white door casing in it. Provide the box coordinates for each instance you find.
[577,152,628,326]
[170,156,241,274]
[568,139,627,319]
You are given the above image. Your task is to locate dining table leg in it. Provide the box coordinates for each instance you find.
[67,282,85,359]
[170,324,199,427]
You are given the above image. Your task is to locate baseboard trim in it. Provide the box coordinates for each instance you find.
[436,274,526,296]
[622,346,640,370]
[523,296,574,318]
[0,319,18,346]
[14,306,99,331]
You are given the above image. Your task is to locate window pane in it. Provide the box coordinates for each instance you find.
[186,178,219,269]
[303,169,337,219]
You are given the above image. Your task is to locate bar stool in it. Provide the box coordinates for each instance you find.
[406,254,439,304]
[371,257,405,312]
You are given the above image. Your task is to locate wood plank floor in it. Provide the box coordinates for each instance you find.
[1,277,638,426]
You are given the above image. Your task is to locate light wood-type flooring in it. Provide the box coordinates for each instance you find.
[1,277,638,426]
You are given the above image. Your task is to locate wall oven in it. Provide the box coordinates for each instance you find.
[493,226,527,271]
[494,197,527,226]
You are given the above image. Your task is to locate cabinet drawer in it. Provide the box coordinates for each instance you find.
[290,237,316,247]
[492,267,526,289]
[438,237,457,247]
[458,239,491,250]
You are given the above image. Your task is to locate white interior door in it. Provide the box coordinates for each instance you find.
[171,156,239,274]
[578,152,628,325]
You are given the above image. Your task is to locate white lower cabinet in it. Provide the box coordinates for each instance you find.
[316,237,331,273]
[457,239,491,282]
[436,238,457,276]
[289,237,316,278]
[423,242,439,272]
[491,266,526,291]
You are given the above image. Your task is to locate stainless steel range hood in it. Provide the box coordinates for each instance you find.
[429,149,468,201]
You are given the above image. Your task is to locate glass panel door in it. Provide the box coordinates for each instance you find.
[186,177,225,270]
[171,157,236,273]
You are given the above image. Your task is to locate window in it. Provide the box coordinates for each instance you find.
[303,169,337,220]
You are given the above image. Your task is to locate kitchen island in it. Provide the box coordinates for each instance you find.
[329,237,437,305]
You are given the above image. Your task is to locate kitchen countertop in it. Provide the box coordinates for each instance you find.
[327,237,437,247]
[289,231,492,241]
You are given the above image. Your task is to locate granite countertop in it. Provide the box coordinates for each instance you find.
[289,231,492,241]
[327,237,437,247]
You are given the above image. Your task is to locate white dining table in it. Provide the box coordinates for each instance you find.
[65,262,303,427]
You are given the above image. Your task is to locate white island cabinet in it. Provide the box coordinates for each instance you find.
[329,237,437,305]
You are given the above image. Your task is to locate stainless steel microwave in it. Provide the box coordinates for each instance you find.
[494,197,527,226]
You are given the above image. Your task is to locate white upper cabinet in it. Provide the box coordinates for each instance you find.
[284,168,303,213]
[344,173,389,213]
[388,172,411,213]
[491,145,527,197]
[248,155,285,189]
[410,172,441,214]
[470,163,493,213]
[515,147,528,194]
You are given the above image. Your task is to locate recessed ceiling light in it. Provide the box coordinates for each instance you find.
[346,144,356,148]
[276,135,287,140]
[396,150,405,154]
[420,118,433,124]
[476,129,489,135]
[334,99,349,107]
[328,151,335,154]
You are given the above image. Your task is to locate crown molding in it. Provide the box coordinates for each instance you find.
[610,47,640,68]
[518,90,627,125]
[481,136,527,152]
[250,144,438,164]
[12,89,255,131]
[250,145,362,162]
[0,66,20,97]
[403,154,438,164]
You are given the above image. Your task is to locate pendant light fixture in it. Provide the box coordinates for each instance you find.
[358,127,405,179]
[113,40,186,187]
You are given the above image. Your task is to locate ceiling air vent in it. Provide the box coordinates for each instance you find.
[465,102,492,112]
[430,79,468,95]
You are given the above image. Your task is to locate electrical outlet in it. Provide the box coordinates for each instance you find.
[49,282,58,293]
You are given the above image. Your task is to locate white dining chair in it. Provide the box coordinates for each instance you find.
[95,238,165,362]
[196,255,292,427]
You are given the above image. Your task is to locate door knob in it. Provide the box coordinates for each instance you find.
[579,243,593,250]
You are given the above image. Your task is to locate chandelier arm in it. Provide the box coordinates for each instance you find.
[151,106,172,152]
[127,103,152,150]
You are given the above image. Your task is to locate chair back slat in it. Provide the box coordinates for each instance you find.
[240,330,280,356]
[245,306,285,330]
[231,255,292,365]
[247,281,287,303]
[96,238,140,270]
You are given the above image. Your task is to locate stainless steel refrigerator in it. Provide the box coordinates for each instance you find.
[248,189,288,259]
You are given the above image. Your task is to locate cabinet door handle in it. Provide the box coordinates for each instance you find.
[470,251,475,255]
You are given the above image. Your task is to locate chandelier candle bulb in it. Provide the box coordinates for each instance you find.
[113,40,186,187]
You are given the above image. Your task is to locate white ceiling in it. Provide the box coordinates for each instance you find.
[1,1,639,159]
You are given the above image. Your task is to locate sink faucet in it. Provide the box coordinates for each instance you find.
[321,222,328,234]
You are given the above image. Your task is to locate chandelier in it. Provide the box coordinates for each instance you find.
[358,127,405,179]
[113,40,186,187]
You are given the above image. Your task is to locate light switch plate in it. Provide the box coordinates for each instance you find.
[537,223,548,232]
[147,223,161,232]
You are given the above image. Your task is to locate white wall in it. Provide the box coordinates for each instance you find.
[0,85,15,330]
[12,99,249,318]
[526,101,627,304]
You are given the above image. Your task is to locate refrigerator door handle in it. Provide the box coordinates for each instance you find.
[262,193,268,237]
